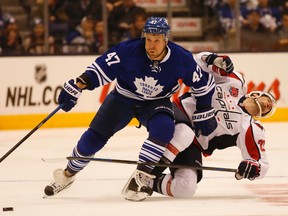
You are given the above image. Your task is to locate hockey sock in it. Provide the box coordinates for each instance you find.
[67,147,94,174]
[137,138,166,173]
[67,128,109,174]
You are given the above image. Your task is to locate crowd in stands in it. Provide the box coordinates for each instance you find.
[1,0,288,55]
[0,0,147,55]
[205,0,288,51]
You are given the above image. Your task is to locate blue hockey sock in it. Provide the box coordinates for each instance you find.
[67,147,94,174]
[66,128,108,174]
[137,113,175,173]
[137,138,166,173]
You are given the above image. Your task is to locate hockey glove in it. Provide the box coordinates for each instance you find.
[58,79,82,112]
[235,159,261,181]
[205,53,234,76]
[192,107,217,137]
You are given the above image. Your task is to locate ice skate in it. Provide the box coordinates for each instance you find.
[44,168,75,197]
[122,169,155,201]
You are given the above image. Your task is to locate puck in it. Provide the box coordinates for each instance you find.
[2,207,13,211]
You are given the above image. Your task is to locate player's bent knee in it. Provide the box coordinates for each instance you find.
[170,123,194,152]
[148,113,175,144]
[171,168,198,198]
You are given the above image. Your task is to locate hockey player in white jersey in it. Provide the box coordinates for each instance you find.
[122,51,276,201]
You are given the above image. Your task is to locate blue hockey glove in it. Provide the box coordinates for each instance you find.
[192,107,217,137]
[205,53,234,76]
[58,79,82,112]
[235,159,261,181]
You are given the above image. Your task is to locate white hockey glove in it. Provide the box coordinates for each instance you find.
[235,159,261,181]
[205,53,234,76]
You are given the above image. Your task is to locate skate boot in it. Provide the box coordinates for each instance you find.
[44,168,75,197]
[122,169,155,201]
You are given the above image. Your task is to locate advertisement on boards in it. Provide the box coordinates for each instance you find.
[0,53,287,129]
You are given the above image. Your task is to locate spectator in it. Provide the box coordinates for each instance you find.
[23,18,55,55]
[215,0,248,51]
[241,9,277,51]
[33,0,69,39]
[275,11,288,50]
[1,30,23,55]
[127,12,147,40]
[1,17,23,55]
[255,0,282,32]
[216,0,245,32]
[65,0,107,32]
[93,20,105,54]
[0,23,4,54]
[108,0,146,44]
[62,16,94,54]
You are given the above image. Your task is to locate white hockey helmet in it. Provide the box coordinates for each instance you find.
[246,91,277,118]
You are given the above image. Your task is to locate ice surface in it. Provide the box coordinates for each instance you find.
[1,123,288,216]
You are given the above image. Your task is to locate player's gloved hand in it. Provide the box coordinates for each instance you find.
[235,159,261,181]
[192,107,217,137]
[205,53,234,76]
[58,79,82,112]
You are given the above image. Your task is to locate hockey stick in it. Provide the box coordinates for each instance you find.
[0,104,63,163]
[67,156,237,173]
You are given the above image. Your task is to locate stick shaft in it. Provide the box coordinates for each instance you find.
[67,156,237,173]
[0,105,63,163]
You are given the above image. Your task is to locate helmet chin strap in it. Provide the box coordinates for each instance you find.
[252,97,262,117]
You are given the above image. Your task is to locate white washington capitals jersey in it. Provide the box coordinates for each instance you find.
[177,52,269,179]
[81,39,215,107]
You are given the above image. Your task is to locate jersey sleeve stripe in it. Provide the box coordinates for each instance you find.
[87,62,112,86]
[190,77,215,97]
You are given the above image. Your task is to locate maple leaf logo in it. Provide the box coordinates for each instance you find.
[134,76,164,99]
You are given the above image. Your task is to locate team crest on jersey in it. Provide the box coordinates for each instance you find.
[150,61,161,73]
[229,86,239,97]
[134,76,164,98]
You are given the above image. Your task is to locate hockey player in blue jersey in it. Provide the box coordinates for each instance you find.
[44,17,230,197]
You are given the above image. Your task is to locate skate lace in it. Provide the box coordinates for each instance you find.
[49,174,75,194]
[50,181,73,194]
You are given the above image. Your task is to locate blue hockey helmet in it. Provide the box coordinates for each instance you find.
[142,17,171,41]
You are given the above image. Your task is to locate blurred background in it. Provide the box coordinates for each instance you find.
[1,0,288,56]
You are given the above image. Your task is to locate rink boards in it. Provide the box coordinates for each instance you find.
[0,53,287,130]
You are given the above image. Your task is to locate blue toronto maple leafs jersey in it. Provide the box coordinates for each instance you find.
[82,38,215,107]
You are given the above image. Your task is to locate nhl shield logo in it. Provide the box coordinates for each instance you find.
[35,64,47,83]
[229,86,239,97]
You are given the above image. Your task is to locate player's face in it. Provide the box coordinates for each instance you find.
[145,33,167,60]
[258,95,273,116]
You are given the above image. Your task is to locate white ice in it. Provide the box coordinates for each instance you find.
[1,123,288,216]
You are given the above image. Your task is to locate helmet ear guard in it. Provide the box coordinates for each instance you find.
[142,17,171,41]
[246,91,277,118]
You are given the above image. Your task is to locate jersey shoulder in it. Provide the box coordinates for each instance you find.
[228,71,246,86]
[167,41,196,70]
[168,41,193,58]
